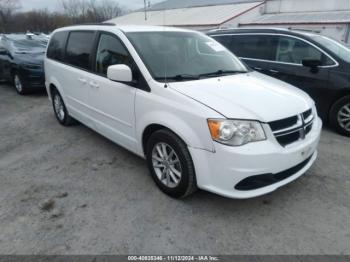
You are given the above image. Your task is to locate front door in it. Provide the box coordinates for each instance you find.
[88,32,137,151]
[268,35,335,119]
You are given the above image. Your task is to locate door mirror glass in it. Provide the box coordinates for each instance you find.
[107,64,132,83]
[302,59,322,68]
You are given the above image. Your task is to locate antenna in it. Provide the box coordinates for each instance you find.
[144,0,148,21]
[163,9,168,88]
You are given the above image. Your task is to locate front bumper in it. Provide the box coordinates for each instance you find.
[19,68,45,90]
[189,117,322,199]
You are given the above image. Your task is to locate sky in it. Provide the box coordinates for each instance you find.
[20,0,164,12]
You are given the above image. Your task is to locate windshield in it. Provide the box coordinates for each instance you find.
[310,35,350,63]
[12,39,47,54]
[127,31,248,82]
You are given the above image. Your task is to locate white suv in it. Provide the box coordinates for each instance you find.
[45,24,322,199]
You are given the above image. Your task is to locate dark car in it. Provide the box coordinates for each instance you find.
[208,28,350,136]
[0,34,47,95]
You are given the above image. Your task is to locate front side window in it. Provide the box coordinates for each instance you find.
[310,35,350,63]
[66,31,95,70]
[127,31,248,82]
[95,34,133,76]
[275,36,334,65]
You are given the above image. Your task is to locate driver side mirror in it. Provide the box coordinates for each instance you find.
[302,59,322,73]
[107,64,133,83]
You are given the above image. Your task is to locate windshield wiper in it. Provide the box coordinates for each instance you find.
[199,70,247,78]
[155,74,200,82]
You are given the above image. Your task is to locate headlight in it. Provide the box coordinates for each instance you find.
[207,119,266,146]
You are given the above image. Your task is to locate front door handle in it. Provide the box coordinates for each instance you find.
[89,81,99,88]
[78,78,87,84]
[253,67,262,71]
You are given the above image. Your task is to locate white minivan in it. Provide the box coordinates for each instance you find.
[45,24,322,199]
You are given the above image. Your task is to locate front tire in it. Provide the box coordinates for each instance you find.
[146,129,197,198]
[330,96,350,137]
[13,73,27,95]
[52,89,75,126]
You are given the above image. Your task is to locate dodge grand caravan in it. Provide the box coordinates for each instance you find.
[208,28,350,137]
[45,24,322,199]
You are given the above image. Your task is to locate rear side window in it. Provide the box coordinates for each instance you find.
[211,35,232,49]
[47,31,68,61]
[215,34,277,61]
[66,31,95,70]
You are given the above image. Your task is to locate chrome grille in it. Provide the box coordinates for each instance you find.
[269,109,314,147]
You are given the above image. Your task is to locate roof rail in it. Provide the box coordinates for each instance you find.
[208,27,294,34]
[74,22,116,26]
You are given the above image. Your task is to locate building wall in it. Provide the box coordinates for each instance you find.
[175,2,265,32]
[239,0,350,44]
[221,3,264,29]
[265,0,350,13]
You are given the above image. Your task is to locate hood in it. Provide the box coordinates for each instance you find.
[169,71,314,122]
[16,52,45,66]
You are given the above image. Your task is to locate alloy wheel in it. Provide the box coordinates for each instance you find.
[337,103,350,132]
[53,94,65,122]
[14,75,23,93]
[152,142,182,188]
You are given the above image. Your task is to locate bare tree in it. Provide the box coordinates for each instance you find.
[61,0,125,23]
[61,0,86,23]
[89,0,125,21]
[0,0,21,32]
[0,0,127,33]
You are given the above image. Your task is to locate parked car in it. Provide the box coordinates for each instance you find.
[45,24,322,199]
[208,28,350,137]
[0,34,47,95]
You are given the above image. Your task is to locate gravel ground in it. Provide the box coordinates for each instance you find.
[0,83,349,255]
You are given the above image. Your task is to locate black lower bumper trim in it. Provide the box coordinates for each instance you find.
[235,154,314,191]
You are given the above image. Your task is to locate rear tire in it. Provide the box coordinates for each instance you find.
[146,129,197,198]
[330,95,350,137]
[52,89,75,126]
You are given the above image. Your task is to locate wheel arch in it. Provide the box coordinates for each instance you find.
[329,89,350,120]
[139,114,215,158]
[46,77,64,101]
[141,124,189,157]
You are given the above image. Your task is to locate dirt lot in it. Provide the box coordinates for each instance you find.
[0,83,350,255]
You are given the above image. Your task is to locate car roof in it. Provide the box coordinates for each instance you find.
[55,23,195,34]
[207,27,320,38]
